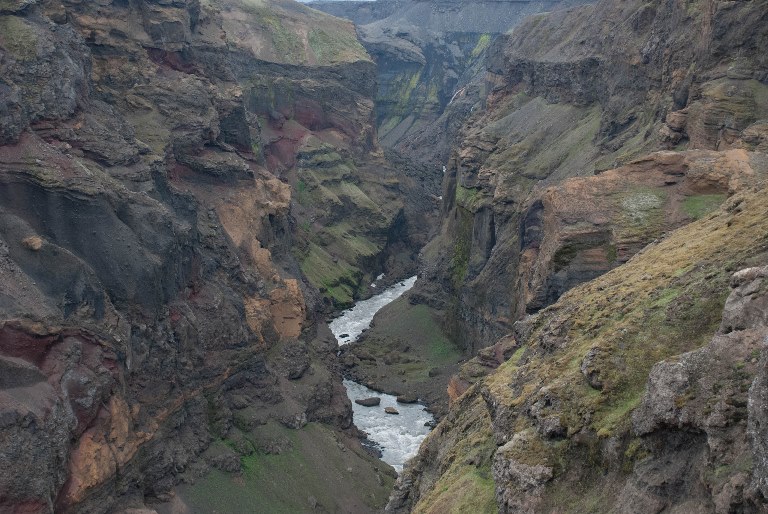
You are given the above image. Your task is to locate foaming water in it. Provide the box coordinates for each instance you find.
[344,380,433,472]
[330,276,417,345]
[329,275,434,472]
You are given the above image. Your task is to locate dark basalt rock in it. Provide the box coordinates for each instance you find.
[356,397,382,407]
[0,0,399,512]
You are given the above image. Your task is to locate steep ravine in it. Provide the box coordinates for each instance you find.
[2,0,768,513]
[312,0,595,169]
[378,0,768,511]
[0,0,432,512]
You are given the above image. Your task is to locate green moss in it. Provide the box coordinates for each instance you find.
[378,115,403,137]
[178,422,394,513]
[624,438,650,464]
[413,398,497,514]
[683,194,726,220]
[426,81,440,105]
[594,392,642,437]
[250,140,262,160]
[450,208,473,289]
[294,179,311,206]
[298,242,361,307]
[324,221,381,259]
[471,33,492,58]
[650,287,680,308]
[509,346,526,366]
[383,69,423,118]
[455,185,484,212]
[337,181,383,214]
[308,27,368,65]
[0,15,39,61]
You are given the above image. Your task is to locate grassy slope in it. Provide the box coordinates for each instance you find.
[344,296,462,402]
[413,184,768,512]
[487,186,768,439]
[213,0,370,66]
[175,422,395,513]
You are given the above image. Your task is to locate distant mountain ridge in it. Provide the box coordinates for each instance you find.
[311,0,594,168]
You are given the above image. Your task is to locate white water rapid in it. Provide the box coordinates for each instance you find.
[329,276,434,472]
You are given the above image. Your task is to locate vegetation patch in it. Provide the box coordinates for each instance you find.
[471,33,492,58]
[308,27,369,65]
[324,221,381,260]
[455,185,484,212]
[240,1,306,63]
[298,242,361,306]
[683,193,726,219]
[351,297,461,383]
[178,422,394,513]
[0,15,38,61]
[450,208,473,289]
[412,397,497,514]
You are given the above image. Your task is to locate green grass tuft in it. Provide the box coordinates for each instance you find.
[683,194,726,220]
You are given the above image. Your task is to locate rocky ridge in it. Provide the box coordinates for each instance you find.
[0,0,406,512]
[390,184,768,513]
[312,0,594,170]
[382,0,768,511]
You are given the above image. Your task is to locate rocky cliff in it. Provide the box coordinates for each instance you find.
[0,0,402,512]
[391,185,768,512]
[312,0,594,169]
[422,0,768,348]
[384,0,768,511]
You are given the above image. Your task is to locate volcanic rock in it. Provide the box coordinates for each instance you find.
[356,397,382,407]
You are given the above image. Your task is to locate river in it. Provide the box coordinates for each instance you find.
[329,276,434,472]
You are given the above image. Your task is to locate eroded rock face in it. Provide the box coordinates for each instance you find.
[0,1,397,512]
[625,266,768,511]
[393,186,768,513]
[419,0,768,349]
[315,0,594,169]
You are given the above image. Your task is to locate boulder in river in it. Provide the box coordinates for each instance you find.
[384,407,400,415]
[355,397,381,407]
[396,394,418,404]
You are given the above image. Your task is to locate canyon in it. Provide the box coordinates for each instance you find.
[1,0,767,513]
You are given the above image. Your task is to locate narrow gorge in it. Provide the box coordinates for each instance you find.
[0,0,767,513]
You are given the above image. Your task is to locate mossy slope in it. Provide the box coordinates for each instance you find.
[398,184,768,513]
[173,422,395,514]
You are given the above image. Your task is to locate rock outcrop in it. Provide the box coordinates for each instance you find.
[383,0,768,511]
[0,1,400,512]
[313,0,594,169]
[390,185,768,513]
[420,0,768,348]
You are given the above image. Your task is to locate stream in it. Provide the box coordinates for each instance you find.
[329,276,434,472]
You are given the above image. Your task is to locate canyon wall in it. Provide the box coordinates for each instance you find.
[312,0,594,169]
[387,0,768,511]
[420,0,768,349]
[0,0,402,511]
